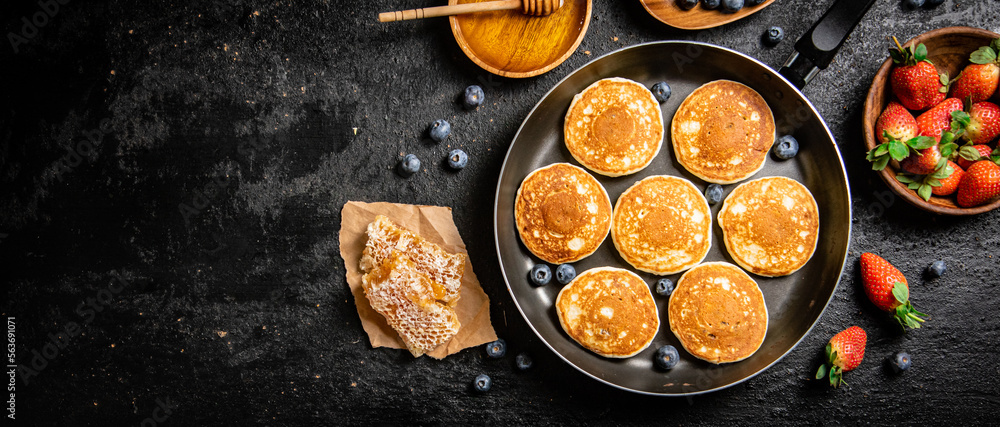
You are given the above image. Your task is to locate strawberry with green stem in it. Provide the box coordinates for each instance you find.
[867,101,934,171]
[860,253,928,329]
[889,37,948,111]
[816,326,867,388]
[950,39,1000,103]
[957,159,1000,208]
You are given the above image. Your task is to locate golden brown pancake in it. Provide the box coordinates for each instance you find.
[668,262,768,364]
[564,77,664,177]
[556,267,659,358]
[611,175,712,275]
[514,163,612,264]
[717,176,820,277]
[671,80,775,184]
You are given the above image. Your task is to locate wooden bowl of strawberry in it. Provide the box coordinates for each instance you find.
[864,26,1000,215]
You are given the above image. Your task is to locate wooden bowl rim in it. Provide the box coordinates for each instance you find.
[862,26,1000,216]
[639,0,776,31]
[448,0,593,79]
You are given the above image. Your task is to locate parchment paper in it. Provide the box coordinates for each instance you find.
[339,201,497,359]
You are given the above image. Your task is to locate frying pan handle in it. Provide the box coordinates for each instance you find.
[779,0,878,88]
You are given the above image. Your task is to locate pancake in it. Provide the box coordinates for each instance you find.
[564,77,664,177]
[514,163,612,264]
[555,267,659,358]
[611,175,712,275]
[668,262,768,364]
[718,176,820,277]
[671,80,775,184]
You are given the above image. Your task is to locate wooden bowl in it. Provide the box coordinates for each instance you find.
[863,26,1000,215]
[449,0,592,78]
[640,0,775,30]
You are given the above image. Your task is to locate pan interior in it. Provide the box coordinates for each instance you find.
[494,42,851,395]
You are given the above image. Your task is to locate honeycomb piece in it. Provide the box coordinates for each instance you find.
[360,215,466,306]
[362,252,461,357]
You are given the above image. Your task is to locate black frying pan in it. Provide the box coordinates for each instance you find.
[493,0,875,395]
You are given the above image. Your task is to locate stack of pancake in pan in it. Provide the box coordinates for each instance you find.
[514,77,820,365]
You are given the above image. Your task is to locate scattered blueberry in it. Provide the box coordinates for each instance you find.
[677,0,699,10]
[890,351,912,373]
[701,0,721,9]
[763,26,785,46]
[463,85,485,110]
[486,339,507,358]
[902,0,924,10]
[397,154,420,177]
[745,0,765,5]
[924,0,944,7]
[772,135,800,160]
[428,119,451,142]
[473,374,492,392]
[927,260,946,278]
[704,184,724,205]
[555,264,577,285]
[655,278,675,297]
[721,0,744,13]
[650,81,672,103]
[515,353,533,370]
[447,149,468,170]
[529,264,551,286]
[654,345,680,370]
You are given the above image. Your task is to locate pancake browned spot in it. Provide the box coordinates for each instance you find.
[668,262,768,364]
[611,175,712,275]
[718,176,820,277]
[515,163,612,264]
[556,267,659,358]
[564,77,664,177]
[671,80,775,184]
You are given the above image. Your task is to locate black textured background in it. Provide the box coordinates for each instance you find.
[3,0,999,425]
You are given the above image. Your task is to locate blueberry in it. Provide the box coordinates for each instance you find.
[704,184,724,205]
[529,264,551,286]
[428,119,451,142]
[485,339,506,358]
[654,345,680,370]
[650,81,672,103]
[397,154,420,177]
[447,149,468,170]
[655,278,675,297]
[721,0,744,13]
[745,0,765,5]
[927,260,946,278]
[902,0,924,10]
[463,85,485,110]
[924,0,944,7]
[890,351,912,373]
[763,26,784,46]
[555,264,576,285]
[772,135,799,160]
[677,0,699,10]
[515,353,533,370]
[701,0,721,9]
[473,374,492,392]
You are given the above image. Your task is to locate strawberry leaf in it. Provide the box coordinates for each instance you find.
[917,183,932,201]
[926,178,942,187]
[874,144,889,157]
[914,43,928,62]
[940,142,959,158]
[888,140,909,161]
[874,156,890,171]
[816,364,828,380]
[892,282,909,304]
[970,45,998,64]
[907,182,921,190]
[960,145,986,161]
[895,174,916,184]
[889,47,904,64]
[931,164,954,179]
[906,136,936,150]
[951,110,971,129]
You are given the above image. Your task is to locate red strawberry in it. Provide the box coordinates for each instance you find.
[957,160,1000,208]
[950,40,1000,103]
[875,101,919,143]
[915,98,963,141]
[957,144,992,170]
[816,326,867,388]
[964,101,1000,145]
[859,253,928,329]
[899,145,941,175]
[890,39,948,111]
[931,161,964,196]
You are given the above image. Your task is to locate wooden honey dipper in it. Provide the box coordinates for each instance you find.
[379,0,564,23]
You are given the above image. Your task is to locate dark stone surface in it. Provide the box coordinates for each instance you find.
[3,0,998,424]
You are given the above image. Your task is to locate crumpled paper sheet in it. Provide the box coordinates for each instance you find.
[339,201,497,359]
